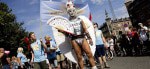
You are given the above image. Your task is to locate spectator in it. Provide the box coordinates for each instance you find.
[111,32,117,46]
[119,34,129,56]
[17,47,30,69]
[147,21,150,39]
[107,36,115,59]
[131,28,142,56]
[146,21,150,51]
[0,48,11,69]
[138,23,149,51]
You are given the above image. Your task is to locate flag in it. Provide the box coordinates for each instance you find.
[89,12,92,21]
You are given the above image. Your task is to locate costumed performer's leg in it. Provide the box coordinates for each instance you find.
[71,40,84,69]
[82,38,97,69]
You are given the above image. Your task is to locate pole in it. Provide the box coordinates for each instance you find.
[40,0,42,38]
[108,0,116,20]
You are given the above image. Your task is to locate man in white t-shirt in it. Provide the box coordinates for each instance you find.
[138,23,149,51]
[138,23,148,41]
[107,36,114,59]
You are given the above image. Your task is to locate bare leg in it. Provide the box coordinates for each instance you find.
[82,38,96,67]
[102,56,107,63]
[98,57,103,65]
[98,57,104,69]
[71,40,84,69]
[102,56,110,68]
[61,61,66,69]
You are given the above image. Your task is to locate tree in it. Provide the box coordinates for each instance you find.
[0,2,29,55]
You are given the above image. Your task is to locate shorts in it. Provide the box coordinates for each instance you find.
[48,58,58,67]
[95,45,105,57]
[33,60,49,69]
[48,58,56,64]
[2,65,10,69]
[56,54,65,62]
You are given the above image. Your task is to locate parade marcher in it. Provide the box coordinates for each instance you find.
[29,32,49,69]
[93,23,110,69]
[45,35,58,69]
[17,47,30,69]
[0,48,11,69]
[57,1,97,69]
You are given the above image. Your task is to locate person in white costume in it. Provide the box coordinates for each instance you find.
[58,1,97,69]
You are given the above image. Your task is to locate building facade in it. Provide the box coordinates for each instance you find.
[111,18,132,37]
[100,17,132,38]
[125,0,150,27]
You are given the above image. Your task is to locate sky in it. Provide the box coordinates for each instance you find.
[1,0,129,39]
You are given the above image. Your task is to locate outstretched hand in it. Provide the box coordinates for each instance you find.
[56,28,64,33]
[56,28,75,37]
[58,29,64,33]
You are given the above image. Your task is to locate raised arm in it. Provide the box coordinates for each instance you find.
[40,38,47,50]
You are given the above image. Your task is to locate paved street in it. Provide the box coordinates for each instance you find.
[104,56,150,69]
[85,56,150,69]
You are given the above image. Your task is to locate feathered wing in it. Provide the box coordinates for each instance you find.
[40,1,67,23]
[52,27,78,63]
[77,4,90,17]
[40,1,90,23]
[78,15,91,28]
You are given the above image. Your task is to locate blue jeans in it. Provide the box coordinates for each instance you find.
[3,65,10,69]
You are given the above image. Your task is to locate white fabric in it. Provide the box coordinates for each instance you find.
[143,26,148,30]
[108,39,114,46]
[91,66,98,69]
[140,33,148,41]
[140,26,148,41]
[51,16,96,63]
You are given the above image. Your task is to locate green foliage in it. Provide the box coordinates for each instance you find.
[0,2,29,52]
